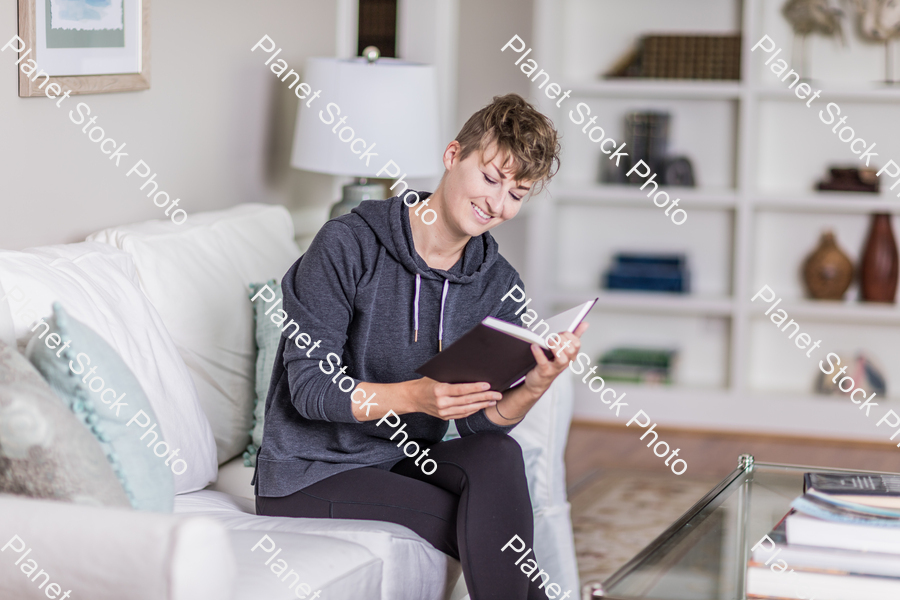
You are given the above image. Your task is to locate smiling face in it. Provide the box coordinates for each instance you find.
[437,139,533,238]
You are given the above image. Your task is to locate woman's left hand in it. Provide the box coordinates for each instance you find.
[521,321,589,396]
[485,321,589,425]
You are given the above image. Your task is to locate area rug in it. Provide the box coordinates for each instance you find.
[570,470,721,587]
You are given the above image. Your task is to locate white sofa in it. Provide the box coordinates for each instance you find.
[0,204,579,600]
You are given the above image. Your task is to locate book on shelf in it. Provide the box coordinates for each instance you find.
[603,253,690,293]
[416,299,597,392]
[595,347,677,384]
[622,112,670,184]
[606,34,741,81]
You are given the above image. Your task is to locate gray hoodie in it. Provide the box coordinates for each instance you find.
[253,192,526,497]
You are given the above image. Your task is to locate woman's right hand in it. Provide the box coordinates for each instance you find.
[403,378,503,420]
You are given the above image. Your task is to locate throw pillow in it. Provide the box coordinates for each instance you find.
[244,280,284,467]
[0,241,218,495]
[26,303,175,512]
[0,339,131,507]
[88,204,302,465]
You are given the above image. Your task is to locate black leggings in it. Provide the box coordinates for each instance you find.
[256,432,548,600]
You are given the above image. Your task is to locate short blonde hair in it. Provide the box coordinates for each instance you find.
[455,94,561,194]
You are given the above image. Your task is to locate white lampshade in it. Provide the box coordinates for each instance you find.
[290,57,443,178]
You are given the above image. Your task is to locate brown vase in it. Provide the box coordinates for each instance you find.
[860,213,899,303]
[803,231,854,300]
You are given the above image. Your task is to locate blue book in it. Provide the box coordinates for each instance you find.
[603,253,690,293]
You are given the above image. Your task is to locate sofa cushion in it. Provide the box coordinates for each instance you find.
[0,243,218,495]
[229,529,382,600]
[175,490,461,600]
[88,204,302,465]
[26,303,175,512]
[0,339,131,508]
[208,455,256,501]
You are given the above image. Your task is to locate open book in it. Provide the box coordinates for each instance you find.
[415,299,597,391]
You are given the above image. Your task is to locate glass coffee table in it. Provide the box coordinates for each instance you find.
[581,455,898,600]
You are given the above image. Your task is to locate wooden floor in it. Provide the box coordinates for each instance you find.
[565,420,900,493]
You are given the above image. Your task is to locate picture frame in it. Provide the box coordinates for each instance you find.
[17,0,150,97]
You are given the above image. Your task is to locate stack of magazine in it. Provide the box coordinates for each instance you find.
[747,473,900,600]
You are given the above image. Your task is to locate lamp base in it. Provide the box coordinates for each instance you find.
[329,179,386,219]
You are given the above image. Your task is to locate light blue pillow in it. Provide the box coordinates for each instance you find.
[245,280,283,467]
[26,303,174,512]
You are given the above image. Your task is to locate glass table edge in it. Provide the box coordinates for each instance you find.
[584,456,900,600]
[589,461,747,598]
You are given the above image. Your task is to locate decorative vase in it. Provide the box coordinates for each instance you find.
[802,231,854,300]
[860,213,899,303]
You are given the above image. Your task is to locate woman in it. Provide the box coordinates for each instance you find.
[253,93,587,599]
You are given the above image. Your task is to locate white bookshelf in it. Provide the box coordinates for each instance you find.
[526,0,900,441]
[555,185,739,209]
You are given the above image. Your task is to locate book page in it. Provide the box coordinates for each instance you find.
[483,317,547,346]
[541,300,595,336]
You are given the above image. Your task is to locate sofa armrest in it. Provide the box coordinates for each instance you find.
[507,370,580,597]
[509,370,574,509]
[0,495,235,600]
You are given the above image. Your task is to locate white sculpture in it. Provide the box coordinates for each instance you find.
[852,0,900,39]
[782,0,845,79]
[850,0,900,81]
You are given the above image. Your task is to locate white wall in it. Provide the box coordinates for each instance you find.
[3,1,538,255]
[399,0,459,147]
[456,0,533,131]
[456,0,534,275]
[0,0,337,250]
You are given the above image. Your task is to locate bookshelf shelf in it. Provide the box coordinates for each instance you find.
[575,382,728,403]
[555,185,739,209]
[550,290,734,317]
[529,0,900,442]
[752,195,900,214]
[752,300,900,325]
[557,190,900,214]
[753,84,900,102]
[572,383,899,442]
[567,80,743,100]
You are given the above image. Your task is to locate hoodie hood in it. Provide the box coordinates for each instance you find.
[351,192,505,350]
[351,193,501,284]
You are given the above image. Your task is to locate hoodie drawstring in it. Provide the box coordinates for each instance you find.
[439,279,449,352]
[414,274,421,343]
[413,274,450,352]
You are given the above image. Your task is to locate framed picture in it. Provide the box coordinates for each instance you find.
[17,0,150,97]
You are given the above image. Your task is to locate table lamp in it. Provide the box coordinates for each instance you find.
[291,47,443,218]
